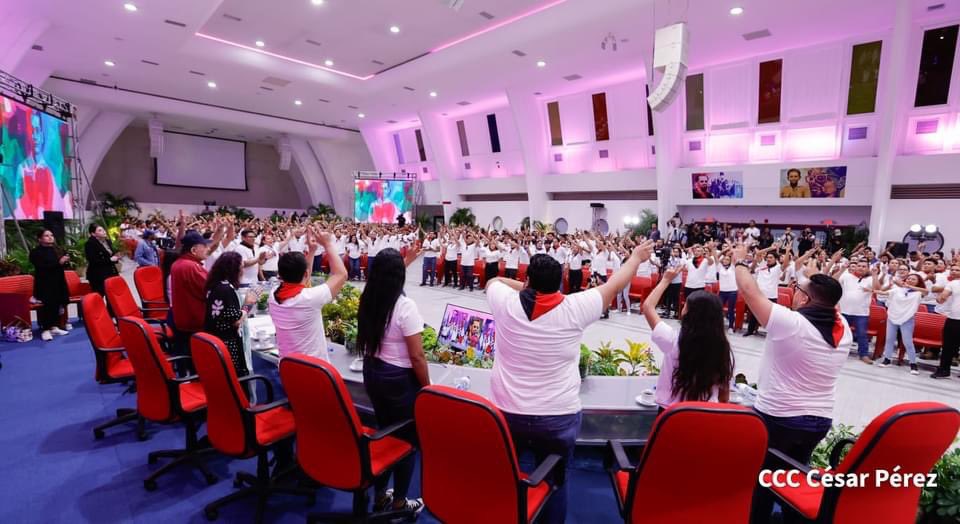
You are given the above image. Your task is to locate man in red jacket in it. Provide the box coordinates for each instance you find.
[170,231,212,354]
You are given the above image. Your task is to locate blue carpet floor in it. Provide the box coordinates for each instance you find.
[0,324,623,523]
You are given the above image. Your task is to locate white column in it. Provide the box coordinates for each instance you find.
[505,88,550,223]
[651,79,684,230]
[870,0,911,245]
[417,111,461,222]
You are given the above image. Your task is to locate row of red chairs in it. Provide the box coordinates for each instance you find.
[0,271,91,327]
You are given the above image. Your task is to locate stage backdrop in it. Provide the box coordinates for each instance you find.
[0,94,74,219]
[354,179,414,223]
[779,166,846,198]
[691,171,744,199]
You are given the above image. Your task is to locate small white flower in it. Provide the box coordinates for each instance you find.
[211,300,224,317]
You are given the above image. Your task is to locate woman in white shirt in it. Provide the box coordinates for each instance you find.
[357,248,428,517]
[717,254,738,330]
[661,247,685,318]
[876,271,927,374]
[346,234,363,281]
[501,239,521,280]
[480,238,501,286]
[257,232,285,281]
[642,265,734,412]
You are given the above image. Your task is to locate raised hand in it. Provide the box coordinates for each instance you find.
[731,243,749,264]
[662,265,681,282]
[633,239,656,263]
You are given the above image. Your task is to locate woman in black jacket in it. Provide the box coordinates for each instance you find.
[203,251,258,377]
[84,224,119,295]
[30,230,70,341]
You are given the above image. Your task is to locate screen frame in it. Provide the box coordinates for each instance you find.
[152,130,249,191]
[437,303,497,355]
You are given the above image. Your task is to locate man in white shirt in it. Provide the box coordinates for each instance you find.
[731,244,852,524]
[743,220,761,247]
[933,262,960,379]
[501,239,521,280]
[459,235,478,291]
[234,229,267,286]
[269,231,348,360]
[745,246,783,336]
[836,261,876,363]
[566,245,584,293]
[485,240,654,524]
[442,235,459,287]
[420,232,440,286]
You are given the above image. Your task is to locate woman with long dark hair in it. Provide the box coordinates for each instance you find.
[642,265,734,412]
[357,247,427,517]
[203,251,257,377]
[30,229,70,341]
[84,223,120,295]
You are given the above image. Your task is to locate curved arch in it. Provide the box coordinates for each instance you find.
[79,111,135,208]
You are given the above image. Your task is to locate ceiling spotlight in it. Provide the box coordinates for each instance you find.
[910,224,922,233]
[729,6,744,15]
[104,60,116,67]
[429,91,438,97]
[207,81,217,88]
[294,99,303,106]
[358,113,366,118]
[255,40,265,47]
[390,25,400,34]
[324,59,334,66]
[925,224,939,234]
[536,60,546,68]
[123,3,138,12]
[311,0,324,5]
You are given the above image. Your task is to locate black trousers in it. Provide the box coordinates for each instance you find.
[568,268,583,293]
[505,268,518,280]
[37,299,63,330]
[443,260,459,287]
[460,266,475,291]
[484,262,499,284]
[939,318,960,374]
[362,358,419,501]
[747,298,779,334]
[662,283,681,315]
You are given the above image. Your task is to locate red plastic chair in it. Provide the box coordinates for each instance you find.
[117,317,215,491]
[190,333,314,522]
[415,385,561,524]
[868,305,889,360]
[777,287,794,307]
[913,312,946,351]
[105,276,172,340]
[280,354,419,522]
[768,402,960,523]
[65,270,93,315]
[606,402,767,523]
[133,266,169,321]
[705,282,720,294]
[517,263,528,282]
[82,294,143,440]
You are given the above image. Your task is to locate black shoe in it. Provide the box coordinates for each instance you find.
[743,331,755,337]
[419,283,426,287]
[930,371,951,379]
[878,358,892,368]
[910,364,919,375]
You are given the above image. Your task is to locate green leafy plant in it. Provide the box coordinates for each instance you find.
[810,424,858,470]
[2,247,33,275]
[256,292,269,311]
[307,202,337,219]
[422,325,440,355]
[579,344,593,379]
[216,205,254,221]
[590,341,622,376]
[921,447,960,523]
[520,217,530,230]
[322,283,361,344]
[637,209,658,236]
[415,212,433,232]
[98,192,141,218]
[615,339,660,376]
[449,207,476,227]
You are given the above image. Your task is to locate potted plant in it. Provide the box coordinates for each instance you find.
[920,448,960,523]
[579,344,592,379]
[615,339,660,376]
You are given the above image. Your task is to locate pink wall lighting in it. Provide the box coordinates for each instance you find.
[783,126,839,161]
[706,133,750,165]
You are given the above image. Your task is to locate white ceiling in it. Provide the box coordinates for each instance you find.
[17,0,930,140]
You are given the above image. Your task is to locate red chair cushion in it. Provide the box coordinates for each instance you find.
[255,406,296,446]
[770,471,823,520]
[363,426,414,476]
[615,470,629,506]
[178,381,207,413]
[521,473,552,522]
[106,358,134,380]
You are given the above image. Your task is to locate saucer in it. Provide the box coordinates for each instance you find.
[349,358,364,372]
[634,395,657,407]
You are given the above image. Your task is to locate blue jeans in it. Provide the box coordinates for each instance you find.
[348,257,361,280]
[421,256,437,285]
[925,304,937,313]
[501,411,581,523]
[719,291,738,329]
[842,314,870,357]
[362,357,420,501]
[884,318,917,363]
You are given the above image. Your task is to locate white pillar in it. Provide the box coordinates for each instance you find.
[417,111,461,222]
[869,0,911,246]
[505,88,549,223]
[651,78,683,230]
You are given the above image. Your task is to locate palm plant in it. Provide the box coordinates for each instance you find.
[307,202,337,218]
[98,192,141,218]
[449,207,476,227]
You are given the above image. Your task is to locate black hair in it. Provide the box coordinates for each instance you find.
[36,229,52,240]
[527,253,562,293]
[88,223,101,235]
[205,251,242,292]
[806,274,843,307]
[787,168,802,177]
[356,249,407,358]
[278,251,308,283]
[673,291,735,402]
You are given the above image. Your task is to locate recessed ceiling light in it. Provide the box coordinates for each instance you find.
[311,0,324,5]
[729,6,744,15]
[358,113,366,118]
[294,99,303,106]
[390,25,400,34]
[104,60,116,67]
[536,60,546,68]
[255,40,265,47]
[429,91,438,97]
[207,81,217,88]
[324,59,334,66]
[123,3,138,12]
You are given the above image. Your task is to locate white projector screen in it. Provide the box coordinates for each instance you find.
[155,132,247,190]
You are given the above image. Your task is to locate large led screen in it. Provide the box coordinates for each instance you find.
[354,179,414,223]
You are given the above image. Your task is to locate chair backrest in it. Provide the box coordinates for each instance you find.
[82,294,124,382]
[828,402,960,523]
[117,317,176,421]
[867,305,887,334]
[134,266,166,305]
[913,312,946,345]
[0,274,34,296]
[777,287,794,307]
[64,270,85,297]
[415,385,525,524]
[627,402,768,524]
[279,354,367,490]
[105,276,141,320]
[190,333,253,456]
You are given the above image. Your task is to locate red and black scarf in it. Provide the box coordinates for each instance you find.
[797,306,845,348]
[274,283,305,304]
[519,288,565,321]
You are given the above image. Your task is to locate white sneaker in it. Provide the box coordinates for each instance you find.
[41,330,53,341]
[50,327,69,336]
[64,323,73,331]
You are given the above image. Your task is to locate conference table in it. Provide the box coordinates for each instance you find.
[243,314,660,445]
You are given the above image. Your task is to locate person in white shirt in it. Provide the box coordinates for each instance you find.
[876,270,927,374]
[745,245,784,336]
[346,234,363,281]
[661,247,685,318]
[257,232,286,280]
[234,229,267,286]
[442,235,459,287]
[933,262,960,379]
[717,254,738,330]
[919,259,947,313]
[683,244,714,296]
[459,234,478,291]
[479,238,501,287]
[642,264,734,411]
[269,230,348,361]
[420,232,440,286]
[730,243,852,524]
[835,260,877,363]
[610,249,630,313]
[357,246,427,517]
[743,220,761,247]
[566,245,584,293]
[501,239,521,280]
[484,240,653,523]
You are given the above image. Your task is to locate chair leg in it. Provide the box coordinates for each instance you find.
[143,418,217,491]
[93,409,140,440]
[204,450,314,523]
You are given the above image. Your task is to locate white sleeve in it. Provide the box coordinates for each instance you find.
[651,321,679,359]
[567,288,604,329]
[396,298,425,337]
[305,284,333,308]
[486,280,513,317]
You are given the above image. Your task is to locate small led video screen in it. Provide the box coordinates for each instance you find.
[354,179,414,223]
[437,304,496,359]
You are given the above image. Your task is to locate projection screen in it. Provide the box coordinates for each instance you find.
[155,132,247,190]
